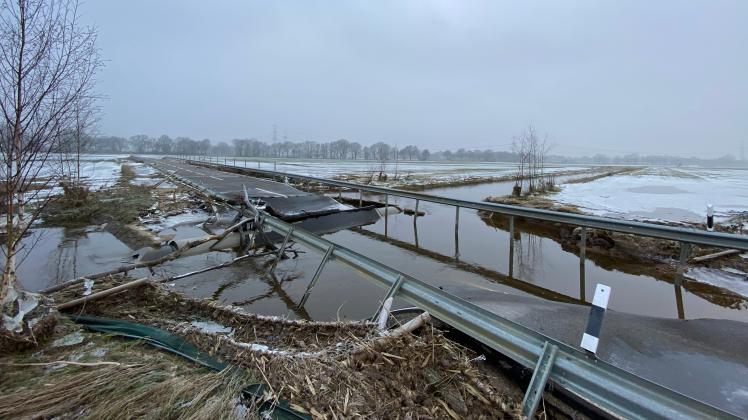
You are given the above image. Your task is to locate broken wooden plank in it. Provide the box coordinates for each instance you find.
[691,249,741,263]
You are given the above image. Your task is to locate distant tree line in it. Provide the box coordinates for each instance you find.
[83,134,747,167]
[85,135,437,161]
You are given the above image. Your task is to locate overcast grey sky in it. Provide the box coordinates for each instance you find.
[81,1,747,157]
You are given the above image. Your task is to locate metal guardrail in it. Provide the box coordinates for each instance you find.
[185,158,748,252]
[152,160,736,419]
[254,213,733,419]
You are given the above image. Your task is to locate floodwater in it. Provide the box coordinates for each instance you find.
[163,175,747,323]
[14,228,132,292]
[329,185,748,323]
[23,175,748,325]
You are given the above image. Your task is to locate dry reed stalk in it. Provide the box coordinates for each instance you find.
[0,363,257,419]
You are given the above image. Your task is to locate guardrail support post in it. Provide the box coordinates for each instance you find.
[414,199,420,248]
[580,227,587,300]
[521,341,559,418]
[298,244,335,308]
[372,274,405,320]
[455,206,460,259]
[269,227,294,274]
[359,189,363,208]
[676,242,691,279]
[384,194,389,237]
[508,216,515,277]
[674,242,691,319]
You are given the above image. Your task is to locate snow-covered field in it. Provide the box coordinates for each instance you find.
[554,167,748,224]
[222,158,589,181]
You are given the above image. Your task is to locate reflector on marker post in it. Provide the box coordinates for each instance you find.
[706,204,714,232]
[581,284,611,354]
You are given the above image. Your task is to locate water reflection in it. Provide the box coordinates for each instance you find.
[343,186,748,323]
[353,227,583,305]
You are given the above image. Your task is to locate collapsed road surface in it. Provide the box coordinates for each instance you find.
[143,157,748,417]
[138,157,381,235]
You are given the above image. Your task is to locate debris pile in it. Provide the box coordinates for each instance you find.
[46,278,522,418]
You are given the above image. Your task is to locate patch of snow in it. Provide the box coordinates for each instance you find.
[225,336,328,358]
[130,177,160,186]
[190,320,234,335]
[89,347,108,358]
[158,181,177,189]
[145,209,211,231]
[685,267,748,298]
[52,331,85,347]
[232,341,272,353]
[554,167,748,223]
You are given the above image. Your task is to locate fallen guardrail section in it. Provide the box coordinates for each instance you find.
[154,160,738,419]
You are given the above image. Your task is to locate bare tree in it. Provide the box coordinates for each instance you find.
[371,142,390,180]
[511,125,553,196]
[511,134,527,196]
[0,0,101,328]
[59,95,97,185]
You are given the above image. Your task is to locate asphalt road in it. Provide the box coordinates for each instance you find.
[450,285,748,416]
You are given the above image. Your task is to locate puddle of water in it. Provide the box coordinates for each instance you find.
[9,228,133,292]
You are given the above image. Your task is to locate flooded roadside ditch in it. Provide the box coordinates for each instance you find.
[334,187,748,323]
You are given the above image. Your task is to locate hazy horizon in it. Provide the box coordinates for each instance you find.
[81,1,747,158]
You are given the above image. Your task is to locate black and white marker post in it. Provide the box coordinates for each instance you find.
[706,204,714,232]
[581,284,611,355]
